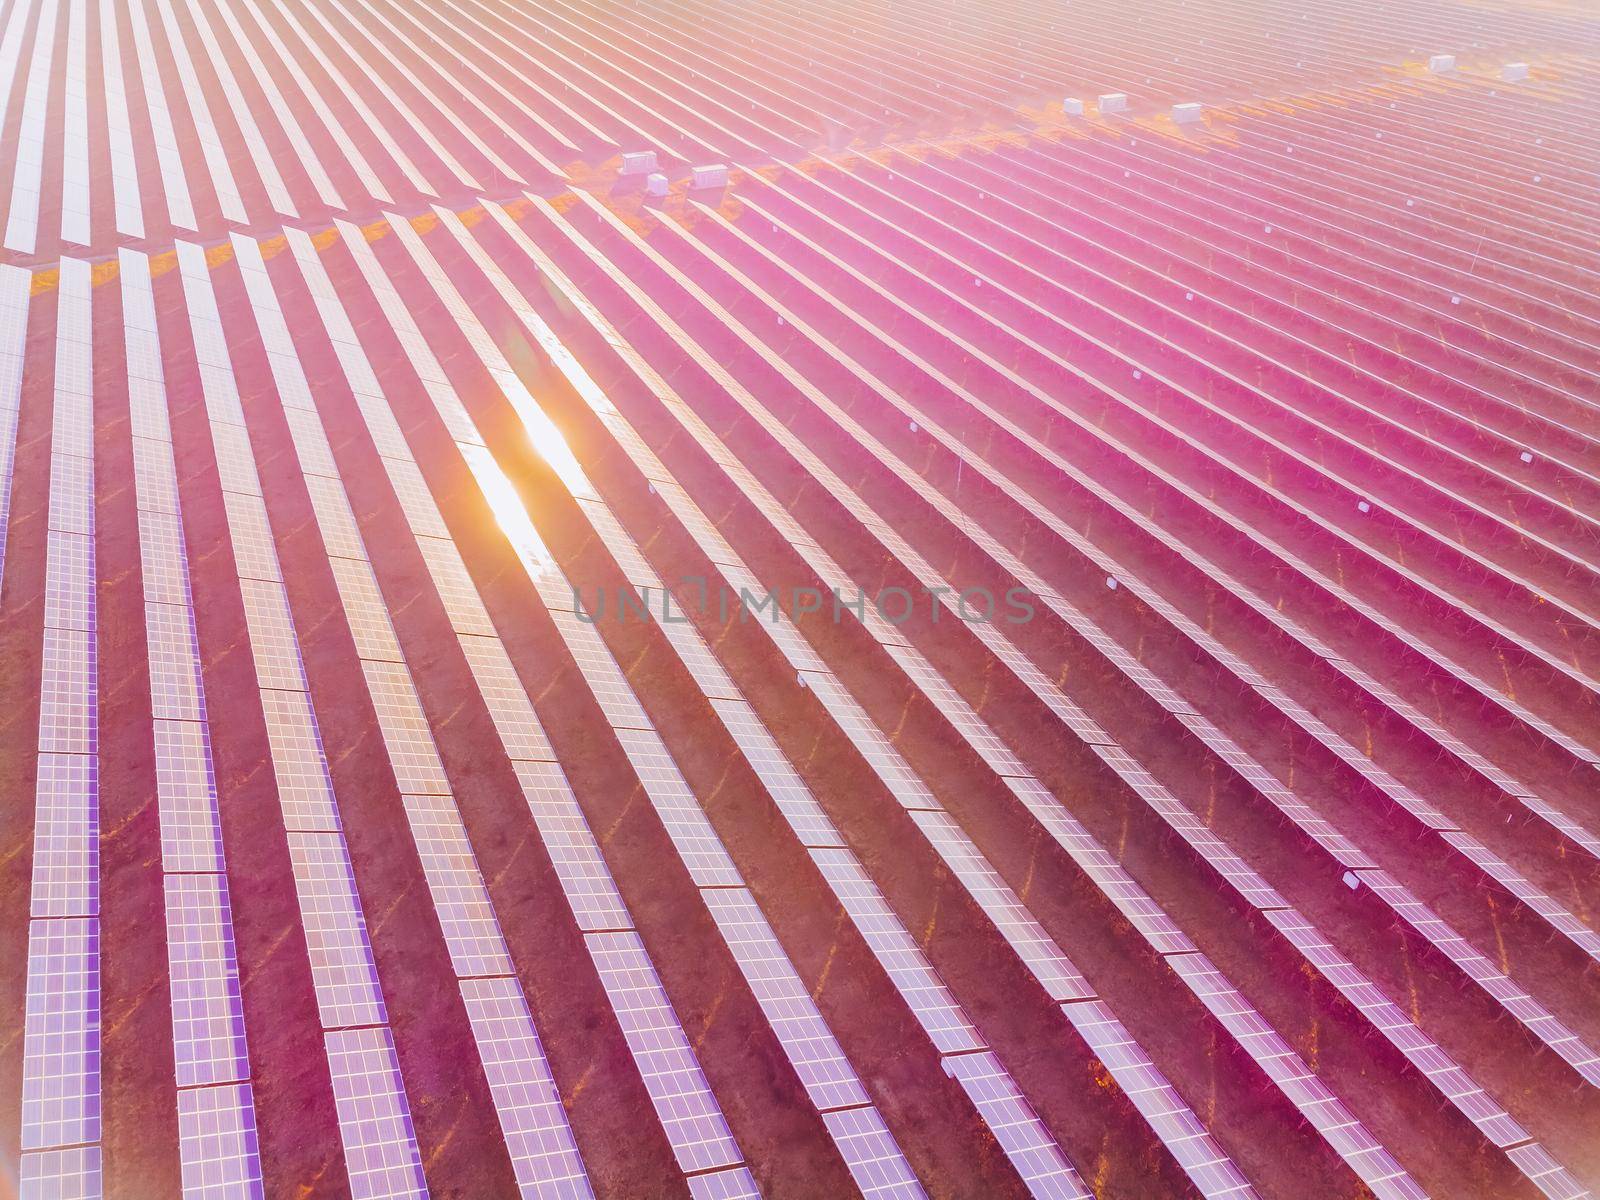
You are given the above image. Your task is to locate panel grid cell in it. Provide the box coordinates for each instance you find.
[325,1028,427,1200]
[165,874,250,1085]
[39,626,98,754]
[30,753,99,919]
[21,918,100,1152]
[286,833,390,1031]
[20,1144,102,1200]
[259,689,342,833]
[153,719,225,874]
[146,600,208,721]
[177,1083,266,1200]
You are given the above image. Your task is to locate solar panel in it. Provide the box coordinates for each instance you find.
[301,474,368,562]
[327,558,404,663]
[683,1169,761,1200]
[942,1052,1090,1200]
[165,873,250,1088]
[176,1083,265,1200]
[258,690,342,833]
[219,491,281,582]
[818,1106,927,1200]
[810,850,981,1055]
[43,532,94,633]
[153,719,225,873]
[460,977,594,1200]
[286,832,390,1030]
[909,810,1094,1004]
[414,537,499,637]
[21,918,100,1151]
[1064,998,1254,1198]
[700,887,871,1112]
[584,931,744,1175]
[137,509,190,601]
[455,636,556,762]
[711,700,845,850]
[145,601,208,721]
[511,762,634,933]
[609,728,744,886]
[399,792,515,978]
[30,753,99,919]
[1505,1143,1592,1200]
[323,1028,427,1200]
[237,578,309,692]
[362,661,451,794]
[46,450,93,535]
[19,1143,103,1200]
[0,264,28,585]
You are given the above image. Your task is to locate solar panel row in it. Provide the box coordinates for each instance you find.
[122,248,262,1197]
[21,259,99,1194]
